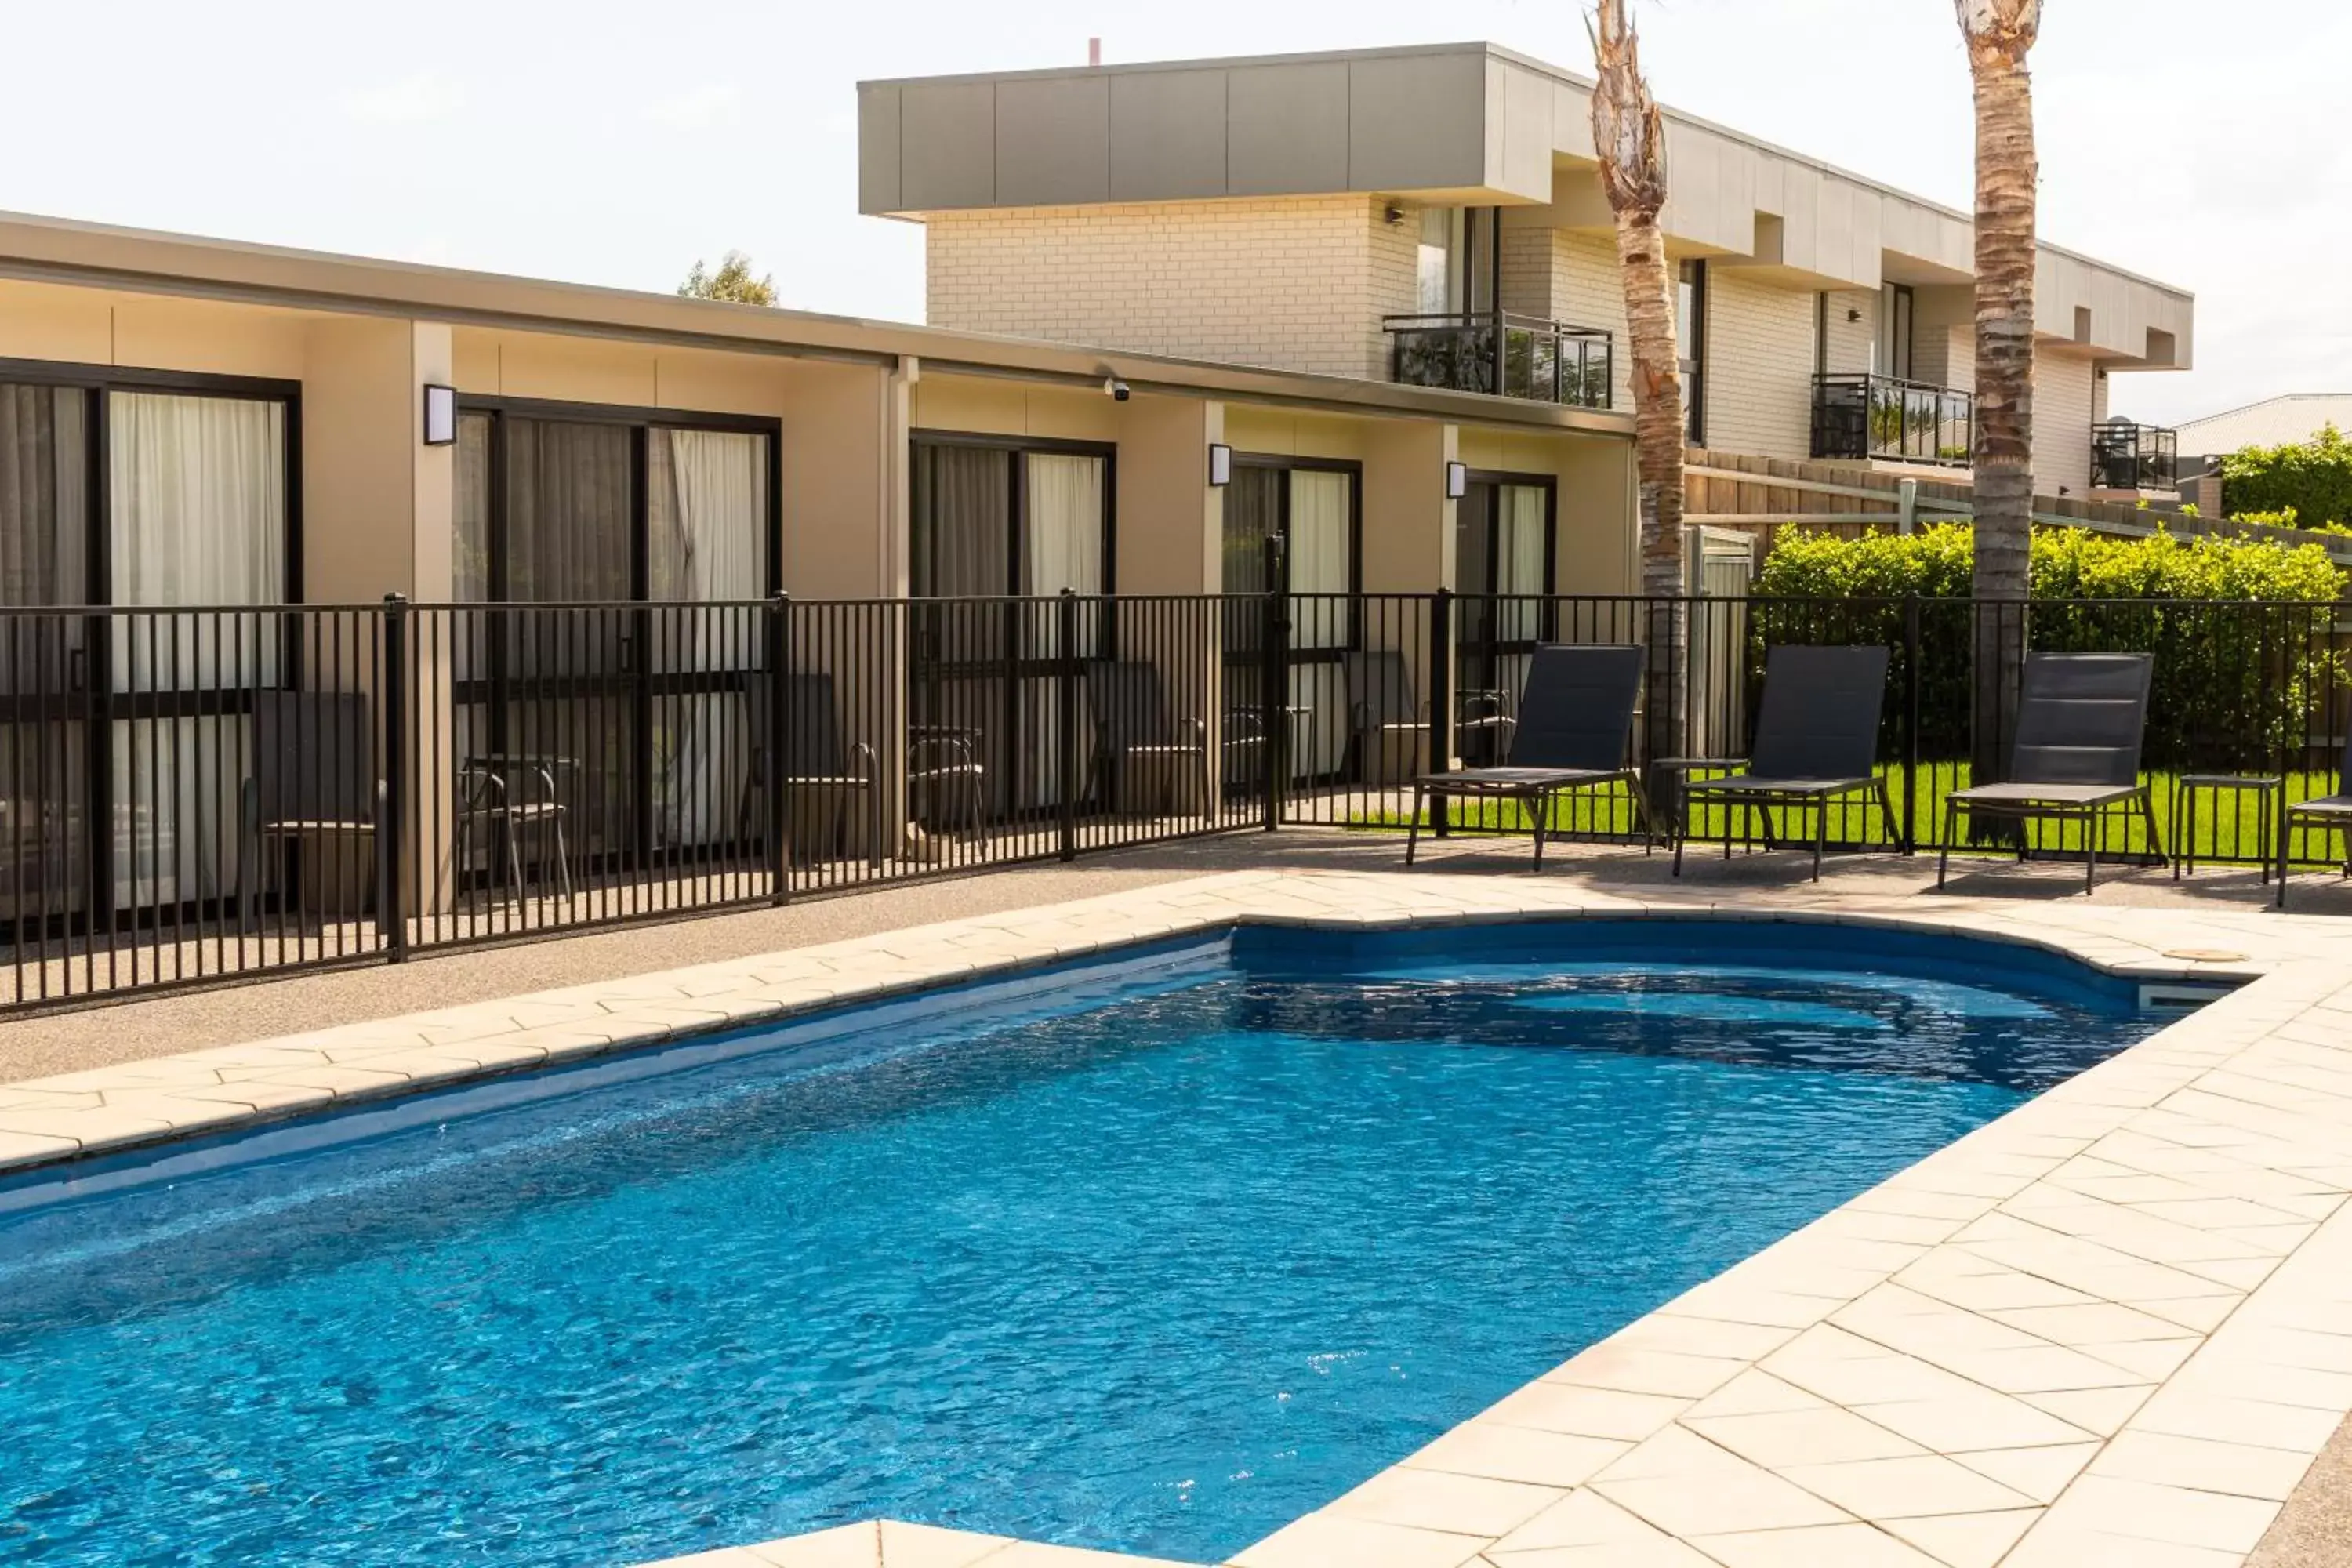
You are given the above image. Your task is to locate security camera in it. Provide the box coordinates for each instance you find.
[1104,376,1131,401]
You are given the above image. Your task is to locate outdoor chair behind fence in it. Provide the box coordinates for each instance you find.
[1675,644,1898,881]
[1936,652,2161,895]
[1405,643,1652,869]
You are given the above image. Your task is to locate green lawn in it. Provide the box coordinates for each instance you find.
[1348,764,2349,870]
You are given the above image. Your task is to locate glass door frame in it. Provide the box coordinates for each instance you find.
[454,394,782,875]
[907,430,1118,823]
[1223,452,1364,786]
[0,356,303,939]
[1456,470,1560,762]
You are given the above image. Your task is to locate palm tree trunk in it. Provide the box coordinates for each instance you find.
[1591,0,1686,772]
[1958,0,2040,806]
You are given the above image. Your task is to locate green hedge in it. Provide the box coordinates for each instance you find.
[2218,423,2352,530]
[1750,524,2345,770]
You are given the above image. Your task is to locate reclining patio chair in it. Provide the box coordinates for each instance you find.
[1405,643,1653,870]
[244,689,385,919]
[1674,644,1896,883]
[1086,659,1221,817]
[2276,724,2352,909]
[1344,648,1513,786]
[742,672,985,866]
[1936,652,2163,896]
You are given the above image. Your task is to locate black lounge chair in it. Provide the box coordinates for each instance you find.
[1936,652,2163,895]
[1345,648,1512,786]
[243,690,385,918]
[742,671,985,866]
[1086,659,1218,816]
[1675,644,1896,882]
[2276,725,2352,909]
[1405,643,1652,869]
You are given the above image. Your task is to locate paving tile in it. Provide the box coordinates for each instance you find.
[1328,1468,1563,1537]
[1681,1371,1830,1421]
[1775,1454,2035,1521]
[1488,1487,1708,1558]
[1997,1523,2242,1567]
[1589,1430,1853,1537]
[1227,1512,1485,1568]
[1843,1387,2092,1454]
[2087,1429,2317,1501]
[1403,1424,1631,1489]
[1482,1383,1691,1443]
[1877,1508,2038,1568]
[1685,1522,1943,1566]
[1682,1406,1925,1469]
[1942,1444,2100,1505]
[1542,1346,1749,1400]
[2031,1474,2281,1555]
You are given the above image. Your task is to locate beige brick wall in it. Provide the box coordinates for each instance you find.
[1498,223,1637,411]
[1700,269,1814,460]
[924,196,1417,382]
[2033,347,2097,493]
[1820,289,1877,376]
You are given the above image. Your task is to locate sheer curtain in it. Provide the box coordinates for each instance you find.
[648,429,768,846]
[1496,484,1548,641]
[1022,452,1105,806]
[1286,469,1352,779]
[0,384,88,918]
[107,390,286,908]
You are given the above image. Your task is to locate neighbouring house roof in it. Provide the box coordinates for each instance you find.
[2176,394,2352,456]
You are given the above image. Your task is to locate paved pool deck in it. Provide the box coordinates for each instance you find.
[5,842,2352,1568]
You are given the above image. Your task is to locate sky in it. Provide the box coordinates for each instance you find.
[0,0,2343,426]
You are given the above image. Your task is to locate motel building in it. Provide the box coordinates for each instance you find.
[0,40,2190,982]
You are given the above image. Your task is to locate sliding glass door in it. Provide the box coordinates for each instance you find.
[454,401,776,876]
[0,368,294,935]
[909,434,1111,821]
[1457,474,1556,763]
[1219,457,1359,782]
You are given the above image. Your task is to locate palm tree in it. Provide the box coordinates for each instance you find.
[1957,0,2041,790]
[1589,0,1685,754]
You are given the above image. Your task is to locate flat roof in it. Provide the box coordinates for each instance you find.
[0,207,1629,437]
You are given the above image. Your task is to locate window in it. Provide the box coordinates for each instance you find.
[1678,260,1708,445]
[1416,208,1465,315]
[0,365,298,920]
[1880,283,1915,381]
[1456,475,1555,647]
[451,399,779,858]
[1219,456,1360,780]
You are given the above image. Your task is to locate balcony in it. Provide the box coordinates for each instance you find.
[1384,311,1614,410]
[1811,373,1973,469]
[2091,420,2179,492]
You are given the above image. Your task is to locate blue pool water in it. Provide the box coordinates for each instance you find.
[0,922,2169,1566]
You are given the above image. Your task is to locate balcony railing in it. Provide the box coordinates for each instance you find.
[2091,420,2179,491]
[1384,312,1614,410]
[1812,373,1973,468]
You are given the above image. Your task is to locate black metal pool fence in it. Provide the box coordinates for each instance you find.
[0,590,2342,1011]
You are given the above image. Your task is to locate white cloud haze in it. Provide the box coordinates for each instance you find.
[3,0,2344,425]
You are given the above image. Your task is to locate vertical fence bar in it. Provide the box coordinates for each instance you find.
[1057,588,1080,862]
[1902,592,1921,853]
[1260,558,1285,833]
[768,592,792,906]
[381,594,411,961]
[1428,587,1454,839]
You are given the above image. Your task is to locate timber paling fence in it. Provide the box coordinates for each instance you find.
[0,590,2343,1012]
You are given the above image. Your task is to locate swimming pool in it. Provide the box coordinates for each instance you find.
[0,920,2173,1566]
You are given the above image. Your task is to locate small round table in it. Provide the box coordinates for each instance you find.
[2170,774,2284,883]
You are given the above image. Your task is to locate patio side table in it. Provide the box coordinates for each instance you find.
[1650,757,1749,855]
[2171,773,2283,883]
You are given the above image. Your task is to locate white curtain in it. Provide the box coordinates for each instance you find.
[107,392,283,910]
[1023,452,1105,670]
[649,429,767,847]
[1287,470,1351,651]
[108,391,285,688]
[1496,483,1548,641]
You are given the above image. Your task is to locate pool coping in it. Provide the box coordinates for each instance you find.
[7,869,2352,1568]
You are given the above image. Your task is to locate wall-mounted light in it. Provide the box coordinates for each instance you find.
[1384,202,1406,227]
[422,383,457,447]
[1846,307,1862,323]
[1207,442,1233,487]
[1445,460,1468,500]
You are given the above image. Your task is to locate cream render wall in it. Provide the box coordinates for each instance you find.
[924,196,1418,381]
[1820,289,1876,376]
[1456,427,1637,596]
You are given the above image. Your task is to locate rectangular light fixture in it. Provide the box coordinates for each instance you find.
[422,383,457,447]
[1445,459,1468,499]
[1207,442,1232,486]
